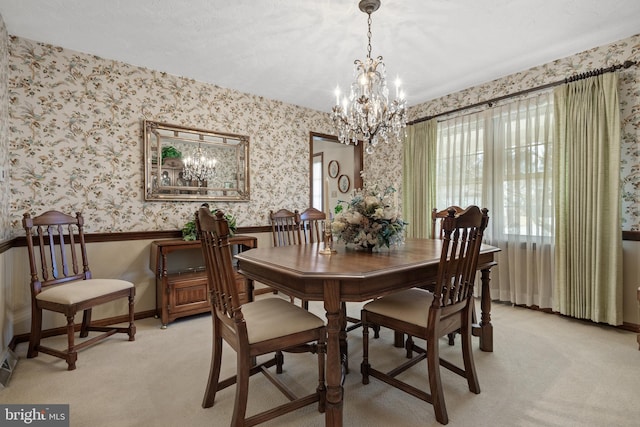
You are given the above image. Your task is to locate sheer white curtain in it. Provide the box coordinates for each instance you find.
[436,92,555,308]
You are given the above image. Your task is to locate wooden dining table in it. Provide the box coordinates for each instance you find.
[235,238,499,427]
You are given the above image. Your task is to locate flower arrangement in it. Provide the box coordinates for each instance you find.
[182,204,237,241]
[331,181,407,250]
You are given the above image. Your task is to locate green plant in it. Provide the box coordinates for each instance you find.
[182,208,237,241]
[161,145,182,160]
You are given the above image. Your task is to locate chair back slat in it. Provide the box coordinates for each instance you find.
[299,207,325,244]
[23,211,91,296]
[433,206,489,312]
[196,208,245,325]
[270,208,302,247]
[431,206,464,239]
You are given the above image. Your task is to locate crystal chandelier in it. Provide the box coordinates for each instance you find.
[182,145,216,183]
[332,0,407,154]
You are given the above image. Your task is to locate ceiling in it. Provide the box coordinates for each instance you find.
[1,0,639,112]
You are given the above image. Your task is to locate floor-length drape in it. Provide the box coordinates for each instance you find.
[402,119,437,238]
[488,94,555,307]
[553,73,622,325]
[435,93,555,308]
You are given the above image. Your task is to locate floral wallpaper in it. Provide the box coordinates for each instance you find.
[7,36,335,235]
[404,33,640,230]
[4,32,640,236]
[0,19,8,240]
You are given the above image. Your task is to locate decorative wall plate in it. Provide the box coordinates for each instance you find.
[338,174,350,193]
[328,160,340,178]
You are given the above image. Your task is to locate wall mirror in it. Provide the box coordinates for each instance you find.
[143,120,250,202]
[309,132,363,212]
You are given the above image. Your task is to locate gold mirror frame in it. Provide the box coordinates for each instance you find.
[143,120,250,202]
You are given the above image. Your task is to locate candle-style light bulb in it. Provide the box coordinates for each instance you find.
[334,86,340,106]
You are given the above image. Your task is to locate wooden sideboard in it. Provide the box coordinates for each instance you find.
[150,235,257,328]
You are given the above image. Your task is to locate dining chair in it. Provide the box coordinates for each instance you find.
[269,208,307,307]
[431,205,472,345]
[22,210,136,370]
[270,208,302,246]
[298,207,325,244]
[360,206,489,425]
[196,208,326,426]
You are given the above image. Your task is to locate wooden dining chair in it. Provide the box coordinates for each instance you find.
[360,206,489,425]
[431,205,471,345]
[196,208,326,426]
[270,208,302,246]
[22,210,136,370]
[298,207,325,244]
[269,208,307,306]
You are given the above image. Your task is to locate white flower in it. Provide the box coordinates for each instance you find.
[364,195,379,208]
[382,206,396,221]
[346,211,362,224]
[331,181,407,250]
[331,220,346,233]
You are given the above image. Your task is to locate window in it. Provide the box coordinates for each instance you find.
[312,153,323,211]
[435,93,554,238]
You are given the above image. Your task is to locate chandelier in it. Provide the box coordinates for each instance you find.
[332,0,407,154]
[182,145,216,183]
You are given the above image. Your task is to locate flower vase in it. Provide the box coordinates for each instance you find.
[360,244,375,253]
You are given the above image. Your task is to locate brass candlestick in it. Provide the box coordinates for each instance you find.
[319,219,336,255]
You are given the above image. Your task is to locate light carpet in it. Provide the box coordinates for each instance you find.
[2,299,639,427]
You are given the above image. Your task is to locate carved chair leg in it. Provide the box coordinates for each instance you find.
[405,335,415,359]
[461,322,480,394]
[360,311,370,385]
[231,352,250,426]
[447,332,456,346]
[128,292,136,341]
[427,337,447,425]
[79,308,92,338]
[28,305,42,358]
[317,340,326,413]
[66,314,77,371]
[202,323,223,408]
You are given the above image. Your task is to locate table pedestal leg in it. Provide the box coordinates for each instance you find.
[324,280,343,427]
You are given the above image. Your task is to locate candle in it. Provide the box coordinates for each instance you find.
[324,178,330,217]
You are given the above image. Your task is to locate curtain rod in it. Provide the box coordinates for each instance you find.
[407,60,639,126]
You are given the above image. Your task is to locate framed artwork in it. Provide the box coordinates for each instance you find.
[328,160,340,178]
[338,174,350,193]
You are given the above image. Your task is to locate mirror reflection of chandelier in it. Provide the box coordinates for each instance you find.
[182,145,217,183]
[332,0,407,154]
